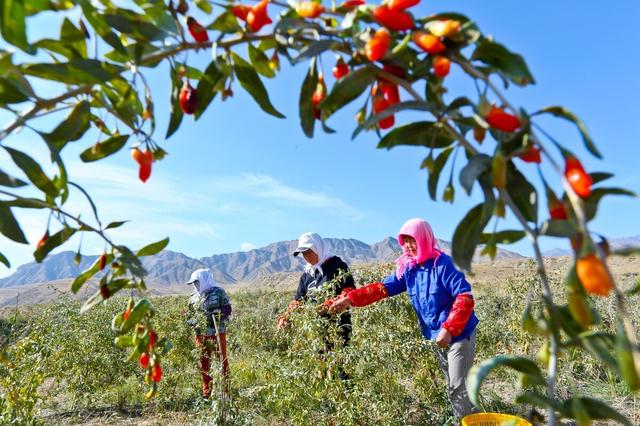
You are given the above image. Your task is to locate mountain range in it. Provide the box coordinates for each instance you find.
[0,237,524,288]
[541,235,640,258]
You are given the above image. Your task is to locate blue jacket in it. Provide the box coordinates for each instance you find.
[382,253,479,344]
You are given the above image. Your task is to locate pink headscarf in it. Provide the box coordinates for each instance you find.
[395,218,441,279]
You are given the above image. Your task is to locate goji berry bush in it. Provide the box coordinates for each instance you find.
[0,262,638,424]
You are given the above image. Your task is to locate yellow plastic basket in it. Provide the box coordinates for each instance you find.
[461,412,532,426]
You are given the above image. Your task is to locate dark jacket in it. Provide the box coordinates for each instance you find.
[294,255,355,344]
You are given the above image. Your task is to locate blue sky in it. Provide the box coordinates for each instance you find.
[1,0,639,277]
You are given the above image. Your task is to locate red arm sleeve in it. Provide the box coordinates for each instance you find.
[347,282,389,307]
[442,293,475,337]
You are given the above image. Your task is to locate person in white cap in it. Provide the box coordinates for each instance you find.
[186,268,232,399]
[277,232,356,351]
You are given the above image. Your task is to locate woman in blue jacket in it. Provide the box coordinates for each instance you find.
[328,218,478,419]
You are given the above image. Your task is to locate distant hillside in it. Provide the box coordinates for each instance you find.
[542,235,640,257]
[0,237,524,288]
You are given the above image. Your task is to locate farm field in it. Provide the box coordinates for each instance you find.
[1,256,638,425]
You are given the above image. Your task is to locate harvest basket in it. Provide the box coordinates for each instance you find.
[461,412,532,426]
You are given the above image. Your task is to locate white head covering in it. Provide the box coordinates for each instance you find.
[186,268,218,295]
[293,232,333,275]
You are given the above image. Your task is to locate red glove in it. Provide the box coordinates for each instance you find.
[442,293,475,337]
[347,282,388,307]
[321,288,355,311]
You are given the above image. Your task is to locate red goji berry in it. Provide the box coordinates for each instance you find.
[564,156,592,198]
[186,17,209,43]
[297,1,325,18]
[247,0,272,32]
[576,254,613,296]
[365,29,390,62]
[388,0,419,11]
[372,5,414,32]
[433,55,450,78]
[485,105,521,132]
[373,96,394,129]
[179,80,197,115]
[139,352,150,369]
[231,4,251,20]
[150,363,163,382]
[412,31,446,54]
[518,145,542,163]
[332,58,349,79]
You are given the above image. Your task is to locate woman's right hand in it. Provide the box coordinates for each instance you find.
[328,295,352,313]
[276,315,289,330]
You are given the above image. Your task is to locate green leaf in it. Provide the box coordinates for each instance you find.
[427,146,454,201]
[166,69,184,138]
[120,298,151,333]
[459,154,491,195]
[33,226,76,262]
[515,391,563,412]
[446,96,474,112]
[80,277,130,313]
[137,237,169,257]
[292,39,341,64]
[0,252,9,268]
[209,10,242,33]
[615,322,640,391]
[248,43,275,78]
[79,0,127,55]
[540,219,577,238]
[195,60,225,120]
[105,220,129,230]
[452,203,492,272]
[60,18,87,58]
[5,198,46,209]
[0,169,27,187]
[80,135,129,162]
[562,397,633,426]
[117,245,147,278]
[22,60,123,85]
[471,38,535,87]
[101,80,142,129]
[299,57,318,138]
[320,66,377,121]
[377,121,456,150]
[590,172,613,185]
[115,335,134,348]
[3,147,58,197]
[42,100,91,150]
[0,203,28,243]
[533,106,600,159]
[0,77,30,104]
[480,230,525,245]
[104,13,167,41]
[353,101,438,140]
[195,0,213,14]
[35,18,87,60]
[584,187,637,221]
[568,331,619,375]
[467,355,546,407]
[506,161,537,223]
[71,256,103,293]
[0,0,34,53]
[105,42,161,66]
[232,52,285,119]
[141,2,179,36]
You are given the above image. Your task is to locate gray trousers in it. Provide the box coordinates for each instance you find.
[432,329,477,419]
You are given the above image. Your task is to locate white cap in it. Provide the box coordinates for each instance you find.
[292,232,318,256]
